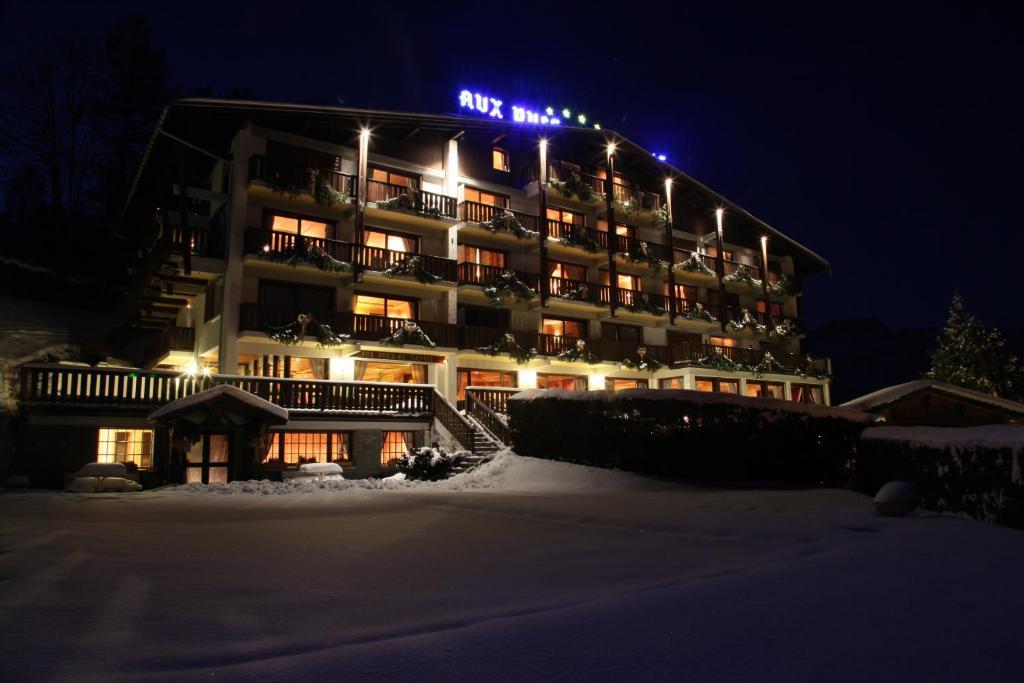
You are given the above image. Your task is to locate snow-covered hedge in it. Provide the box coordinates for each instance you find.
[856,425,1024,527]
[507,389,872,483]
[394,446,466,481]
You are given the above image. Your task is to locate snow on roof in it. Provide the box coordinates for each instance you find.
[509,388,874,422]
[841,380,1024,416]
[861,424,1024,453]
[149,384,289,423]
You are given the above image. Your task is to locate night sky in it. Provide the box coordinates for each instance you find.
[3,1,1021,330]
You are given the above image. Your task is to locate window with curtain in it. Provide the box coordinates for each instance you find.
[355,361,427,384]
[695,377,740,394]
[548,261,586,281]
[659,377,685,390]
[745,381,786,399]
[605,378,648,391]
[288,357,328,380]
[97,428,154,469]
[380,431,415,464]
[602,270,638,291]
[267,213,331,239]
[264,432,352,464]
[536,374,588,391]
[370,168,418,188]
[672,284,699,301]
[708,336,740,348]
[464,187,509,207]
[546,207,580,225]
[458,244,507,268]
[755,300,785,316]
[542,318,584,337]
[352,294,417,319]
[595,219,634,237]
[363,228,418,253]
[791,384,824,404]
[457,369,517,400]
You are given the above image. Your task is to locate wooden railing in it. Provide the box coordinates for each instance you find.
[466,389,511,445]
[612,288,669,313]
[432,391,476,452]
[367,180,457,219]
[457,263,539,290]
[667,343,829,375]
[458,326,538,350]
[537,333,586,356]
[672,298,712,317]
[723,259,759,278]
[616,235,669,262]
[547,220,609,251]
[247,155,356,197]
[465,386,519,415]
[239,305,459,348]
[352,245,457,281]
[169,225,224,259]
[612,182,662,212]
[590,339,671,364]
[524,162,606,198]
[548,276,609,304]
[672,249,717,274]
[459,201,540,232]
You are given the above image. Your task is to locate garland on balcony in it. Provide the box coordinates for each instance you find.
[773,318,802,338]
[476,333,537,365]
[624,240,667,273]
[726,309,767,334]
[558,283,594,303]
[556,338,600,364]
[723,264,763,290]
[548,172,605,203]
[615,196,642,219]
[681,301,717,323]
[623,291,666,316]
[750,351,780,378]
[651,204,670,228]
[381,321,436,348]
[381,255,443,284]
[485,210,535,240]
[673,252,715,277]
[267,313,350,348]
[483,271,536,307]
[312,170,352,207]
[695,349,742,372]
[621,346,664,372]
[559,224,600,253]
[267,167,352,208]
[260,241,361,276]
[374,188,444,220]
[798,355,830,379]
[767,274,798,297]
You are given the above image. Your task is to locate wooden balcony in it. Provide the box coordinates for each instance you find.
[239,304,459,348]
[458,325,539,351]
[612,182,662,213]
[247,155,356,199]
[611,288,669,315]
[524,162,606,200]
[352,245,457,282]
[668,342,829,375]
[615,235,670,262]
[547,220,609,252]
[457,263,540,290]
[169,225,224,259]
[458,201,540,232]
[367,180,457,219]
[548,276,609,305]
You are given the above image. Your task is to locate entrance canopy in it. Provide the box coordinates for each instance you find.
[149,384,288,427]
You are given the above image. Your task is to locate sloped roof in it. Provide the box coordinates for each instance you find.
[149,384,288,425]
[841,380,1024,417]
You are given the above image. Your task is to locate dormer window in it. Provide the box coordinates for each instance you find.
[492,147,510,172]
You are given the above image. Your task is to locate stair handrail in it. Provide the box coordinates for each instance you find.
[466,390,511,446]
[431,389,476,453]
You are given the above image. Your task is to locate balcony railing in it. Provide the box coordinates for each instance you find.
[591,338,671,364]
[459,201,540,232]
[169,225,224,259]
[612,182,662,212]
[459,326,539,350]
[668,342,829,375]
[616,235,669,262]
[672,249,718,274]
[457,263,539,290]
[244,229,456,281]
[466,387,519,415]
[239,305,459,348]
[524,162,605,198]
[247,155,356,198]
[612,288,669,314]
[367,180,457,219]
[548,276,609,305]
[547,220,609,251]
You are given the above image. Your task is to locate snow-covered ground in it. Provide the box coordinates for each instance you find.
[1,452,1022,682]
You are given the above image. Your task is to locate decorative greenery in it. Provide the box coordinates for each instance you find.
[624,240,666,273]
[767,274,798,297]
[727,309,767,334]
[548,172,605,203]
[623,291,666,316]
[559,224,600,253]
[615,196,642,219]
[485,210,535,240]
[381,321,436,348]
[557,282,595,303]
[267,313,350,348]
[750,352,780,378]
[621,346,665,372]
[476,333,537,365]
[556,338,600,364]
[773,318,802,338]
[723,264,763,290]
[312,170,351,207]
[267,167,312,198]
[674,252,715,277]
[695,349,743,372]
[259,240,360,276]
[651,204,670,229]
[681,301,717,323]
[381,255,442,284]
[483,271,536,307]
[396,446,463,481]
[797,355,830,379]
[375,188,443,219]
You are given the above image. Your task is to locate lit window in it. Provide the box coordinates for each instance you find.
[458,245,506,268]
[353,295,417,319]
[546,208,576,225]
[542,318,583,337]
[97,429,154,469]
[536,374,587,391]
[492,148,510,172]
[355,362,427,384]
[370,168,417,187]
[364,229,417,253]
[660,378,684,390]
[457,369,517,400]
[464,187,508,207]
[695,379,715,393]
[718,380,739,394]
[381,431,414,464]
[269,214,331,239]
[616,273,638,291]
[709,336,739,348]
[288,357,328,380]
[265,432,351,464]
[548,261,586,281]
[606,378,649,391]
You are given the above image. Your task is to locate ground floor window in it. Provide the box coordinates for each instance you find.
[381,431,414,464]
[265,431,352,465]
[745,381,786,399]
[605,378,648,391]
[355,361,427,383]
[791,384,825,404]
[457,368,517,400]
[695,377,740,394]
[536,373,588,391]
[97,428,154,469]
[659,377,685,390]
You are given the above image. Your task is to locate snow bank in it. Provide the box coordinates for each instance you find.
[162,450,659,496]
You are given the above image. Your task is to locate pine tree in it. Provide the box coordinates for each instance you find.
[927,294,1022,398]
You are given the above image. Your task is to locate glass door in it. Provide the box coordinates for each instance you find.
[185,433,231,484]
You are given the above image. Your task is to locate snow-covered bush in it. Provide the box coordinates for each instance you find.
[507,389,872,483]
[856,426,1024,527]
[395,446,464,481]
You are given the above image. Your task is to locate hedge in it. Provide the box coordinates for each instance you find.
[855,426,1024,528]
[507,388,873,483]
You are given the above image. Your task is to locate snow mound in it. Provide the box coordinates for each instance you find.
[67,476,143,493]
[162,450,662,496]
[299,462,344,475]
[862,425,1024,452]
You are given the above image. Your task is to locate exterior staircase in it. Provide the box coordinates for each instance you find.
[449,413,504,474]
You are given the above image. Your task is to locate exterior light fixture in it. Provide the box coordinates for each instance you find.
[657,153,667,161]
[545,106,554,116]
[577,114,587,125]
[562,108,571,119]
[606,142,617,155]
[593,123,601,130]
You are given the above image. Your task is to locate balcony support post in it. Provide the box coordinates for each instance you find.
[537,139,550,307]
[605,146,619,317]
[355,129,369,249]
[714,208,728,332]
[759,236,774,336]
[664,178,677,325]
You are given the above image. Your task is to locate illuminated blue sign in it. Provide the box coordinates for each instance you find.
[458,89,563,126]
